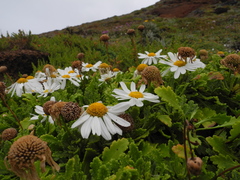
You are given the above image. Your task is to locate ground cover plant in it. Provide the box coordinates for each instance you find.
[0,4,240,179]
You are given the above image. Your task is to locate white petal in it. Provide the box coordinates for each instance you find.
[35,106,44,115]
[130,82,136,91]
[113,123,123,135]
[91,116,101,136]
[80,116,93,139]
[107,113,130,127]
[120,82,130,93]
[71,113,90,128]
[103,115,117,134]
[98,118,112,140]
[109,102,131,114]
[139,84,146,93]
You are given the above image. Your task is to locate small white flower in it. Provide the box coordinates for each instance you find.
[30,97,56,124]
[57,67,81,89]
[112,81,160,107]
[82,61,102,72]
[35,79,61,97]
[138,49,167,65]
[71,102,131,140]
[159,52,206,79]
[99,71,115,83]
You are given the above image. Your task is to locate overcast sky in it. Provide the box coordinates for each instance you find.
[0,0,159,36]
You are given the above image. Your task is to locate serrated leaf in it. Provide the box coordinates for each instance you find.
[206,135,237,160]
[65,157,75,179]
[171,144,191,159]
[156,114,172,127]
[102,138,129,162]
[210,154,239,170]
[40,134,59,144]
[227,121,240,142]
[154,86,182,111]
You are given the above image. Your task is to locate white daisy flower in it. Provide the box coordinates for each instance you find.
[30,97,56,124]
[35,78,61,97]
[57,66,81,89]
[71,102,131,140]
[7,76,41,97]
[159,52,206,79]
[112,81,160,107]
[82,61,102,72]
[99,71,115,84]
[138,49,167,65]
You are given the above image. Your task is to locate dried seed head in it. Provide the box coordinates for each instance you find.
[178,47,196,62]
[100,34,110,42]
[71,60,82,74]
[137,25,145,32]
[43,64,57,77]
[43,101,56,115]
[199,49,208,61]
[187,157,203,175]
[0,66,7,73]
[61,102,82,122]
[49,102,68,121]
[1,128,18,141]
[117,113,134,132]
[221,54,240,74]
[5,135,60,180]
[140,66,164,87]
[76,53,85,60]
[127,29,135,36]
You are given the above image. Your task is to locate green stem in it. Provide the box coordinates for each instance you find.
[214,164,240,180]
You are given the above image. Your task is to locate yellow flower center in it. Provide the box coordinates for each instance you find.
[86,64,93,68]
[50,74,57,78]
[148,53,156,57]
[113,68,120,72]
[68,70,75,74]
[137,64,148,72]
[86,102,108,117]
[173,60,186,67]
[26,76,34,79]
[62,74,70,78]
[128,91,144,98]
[99,63,110,68]
[17,78,28,83]
[76,75,82,78]
[43,89,49,93]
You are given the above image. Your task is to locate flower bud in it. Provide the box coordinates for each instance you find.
[1,128,18,141]
[187,157,203,175]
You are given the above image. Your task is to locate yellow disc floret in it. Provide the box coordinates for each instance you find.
[68,70,75,74]
[129,91,144,98]
[62,74,70,78]
[99,63,110,68]
[86,102,108,117]
[26,76,34,80]
[173,60,186,67]
[148,53,156,57]
[86,64,93,68]
[17,78,28,84]
[137,64,148,72]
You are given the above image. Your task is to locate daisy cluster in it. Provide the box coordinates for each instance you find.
[138,48,206,79]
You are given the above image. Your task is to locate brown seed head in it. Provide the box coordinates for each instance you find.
[5,135,60,180]
[1,128,18,141]
[49,102,68,121]
[76,53,85,60]
[117,114,134,132]
[61,102,82,122]
[221,54,240,73]
[98,63,111,75]
[71,60,82,74]
[0,66,7,73]
[178,47,196,62]
[127,29,135,36]
[137,25,145,32]
[43,64,57,77]
[187,157,203,175]
[140,66,164,87]
[43,101,56,115]
[199,49,208,61]
[100,34,110,42]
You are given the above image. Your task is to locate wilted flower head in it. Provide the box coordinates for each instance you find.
[61,102,82,122]
[139,66,163,87]
[76,53,85,60]
[100,34,110,42]
[187,157,203,176]
[98,63,111,75]
[5,134,60,180]
[178,47,196,63]
[137,25,145,32]
[221,54,240,74]
[127,29,135,36]
[71,60,82,74]
[1,128,17,141]
[43,100,56,115]
[49,101,68,121]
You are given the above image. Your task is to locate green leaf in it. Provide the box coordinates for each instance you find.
[154,86,182,111]
[171,144,191,159]
[156,114,172,127]
[102,138,129,163]
[64,157,75,179]
[40,134,59,144]
[206,135,237,160]
[211,154,239,170]
[227,121,240,142]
